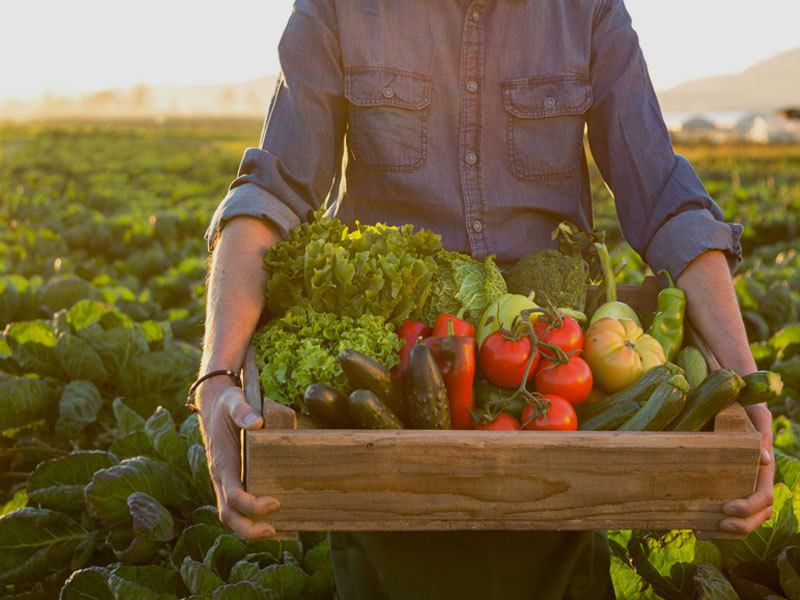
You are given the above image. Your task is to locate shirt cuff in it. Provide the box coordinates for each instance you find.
[644,209,743,279]
[204,183,301,251]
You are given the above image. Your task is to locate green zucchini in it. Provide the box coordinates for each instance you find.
[667,369,745,432]
[675,346,708,389]
[576,365,674,422]
[617,375,689,431]
[738,370,784,406]
[338,349,405,421]
[304,383,352,428]
[405,344,451,429]
[579,400,640,431]
[347,390,404,429]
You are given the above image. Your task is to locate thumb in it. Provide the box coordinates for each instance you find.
[222,388,264,430]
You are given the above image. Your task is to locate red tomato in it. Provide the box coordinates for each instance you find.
[478,331,540,389]
[534,316,584,358]
[474,412,522,430]
[521,395,578,431]
[534,355,593,406]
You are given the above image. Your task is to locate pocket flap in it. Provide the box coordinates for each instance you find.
[502,76,592,119]
[345,66,431,110]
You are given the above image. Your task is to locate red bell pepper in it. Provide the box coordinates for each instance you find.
[393,320,432,378]
[423,321,476,430]
[431,313,475,338]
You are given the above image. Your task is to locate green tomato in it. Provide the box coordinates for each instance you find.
[476,293,539,347]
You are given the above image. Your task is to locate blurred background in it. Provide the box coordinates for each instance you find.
[2,0,799,140]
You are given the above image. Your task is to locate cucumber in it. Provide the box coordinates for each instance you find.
[347,390,404,429]
[304,383,353,428]
[579,400,640,431]
[338,349,405,421]
[667,369,745,432]
[576,365,673,422]
[676,346,708,389]
[617,375,689,431]
[405,344,451,429]
[738,370,784,406]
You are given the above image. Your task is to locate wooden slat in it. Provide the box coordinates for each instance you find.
[714,402,753,433]
[246,429,760,536]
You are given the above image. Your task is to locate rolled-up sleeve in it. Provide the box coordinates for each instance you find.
[586,0,743,277]
[205,0,347,250]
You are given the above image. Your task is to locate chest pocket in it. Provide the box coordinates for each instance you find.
[502,76,592,181]
[344,66,431,172]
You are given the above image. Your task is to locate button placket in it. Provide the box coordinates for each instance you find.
[459,0,490,258]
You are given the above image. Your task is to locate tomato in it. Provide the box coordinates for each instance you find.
[478,330,540,389]
[533,315,583,358]
[534,355,593,406]
[583,317,666,392]
[521,395,577,431]
[474,412,522,430]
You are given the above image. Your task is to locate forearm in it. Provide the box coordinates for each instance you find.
[676,250,756,376]
[200,217,282,390]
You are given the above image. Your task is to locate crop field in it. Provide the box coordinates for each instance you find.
[1,121,799,599]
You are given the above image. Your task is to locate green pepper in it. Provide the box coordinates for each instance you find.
[648,270,686,362]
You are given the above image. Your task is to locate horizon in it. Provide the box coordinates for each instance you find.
[2,1,799,103]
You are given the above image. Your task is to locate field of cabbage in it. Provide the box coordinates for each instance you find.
[0,122,799,599]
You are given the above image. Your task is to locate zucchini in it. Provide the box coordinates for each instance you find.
[347,390,404,429]
[738,370,784,406]
[675,346,708,389]
[576,365,673,422]
[338,349,405,421]
[667,369,745,432]
[304,383,353,428]
[579,400,640,431]
[617,375,689,431]
[405,344,451,429]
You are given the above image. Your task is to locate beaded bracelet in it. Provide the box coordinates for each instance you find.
[185,369,242,412]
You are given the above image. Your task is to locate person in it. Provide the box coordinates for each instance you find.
[195,1,774,597]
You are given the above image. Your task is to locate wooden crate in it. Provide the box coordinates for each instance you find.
[243,277,761,538]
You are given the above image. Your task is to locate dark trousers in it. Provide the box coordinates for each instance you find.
[330,530,615,600]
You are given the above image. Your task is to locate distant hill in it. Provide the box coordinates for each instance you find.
[658,48,800,112]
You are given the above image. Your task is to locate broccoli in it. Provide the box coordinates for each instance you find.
[504,248,587,311]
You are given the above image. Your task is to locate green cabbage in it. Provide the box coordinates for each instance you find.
[252,306,402,411]
[422,252,507,325]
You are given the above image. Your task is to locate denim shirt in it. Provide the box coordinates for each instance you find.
[206,0,742,278]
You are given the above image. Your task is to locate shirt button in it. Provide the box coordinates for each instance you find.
[471,10,480,21]
[464,151,478,165]
[472,220,484,233]
[544,96,556,109]
[466,80,479,93]
[382,86,394,99]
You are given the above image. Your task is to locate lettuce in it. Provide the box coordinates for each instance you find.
[253,307,402,410]
[264,214,440,327]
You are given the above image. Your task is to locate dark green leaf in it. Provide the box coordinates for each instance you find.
[228,559,260,584]
[0,377,56,431]
[694,563,739,599]
[113,398,146,435]
[171,524,226,567]
[79,324,148,376]
[0,507,87,583]
[6,320,63,378]
[179,413,203,446]
[778,546,800,599]
[38,275,94,312]
[204,534,245,580]
[109,431,157,458]
[55,380,103,440]
[84,457,180,523]
[55,333,108,385]
[120,347,197,398]
[188,444,215,504]
[250,564,308,600]
[27,450,116,512]
[144,407,189,471]
[776,452,800,488]
[59,566,112,600]
[181,557,224,596]
[246,539,303,565]
[128,492,174,542]
[212,581,274,600]
[111,565,179,594]
[190,506,223,528]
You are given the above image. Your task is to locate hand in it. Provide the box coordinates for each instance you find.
[719,404,775,535]
[197,378,280,539]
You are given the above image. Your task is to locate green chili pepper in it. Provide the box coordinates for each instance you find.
[648,270,686,362]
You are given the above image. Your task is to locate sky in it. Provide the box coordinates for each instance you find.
[1,0,798,99]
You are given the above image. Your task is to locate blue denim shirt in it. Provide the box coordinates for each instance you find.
[206,0,742,278]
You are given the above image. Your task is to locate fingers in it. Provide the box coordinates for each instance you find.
[747,405,774,464]
[719,505,773,535]
[219,502,277,540]
[221,387,264,431]
[223,473,281,518]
